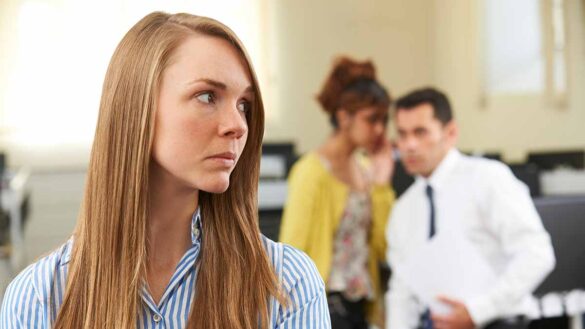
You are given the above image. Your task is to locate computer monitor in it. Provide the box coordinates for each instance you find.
[261,143,297,178]
[528,150,585,170]
[509,163,542,197]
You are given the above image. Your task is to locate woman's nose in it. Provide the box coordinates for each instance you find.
[218,105,248,139]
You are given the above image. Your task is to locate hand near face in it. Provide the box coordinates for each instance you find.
[368,137,395,186]
[431,296,475,329]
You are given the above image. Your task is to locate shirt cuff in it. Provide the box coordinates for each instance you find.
[466,296,499,328]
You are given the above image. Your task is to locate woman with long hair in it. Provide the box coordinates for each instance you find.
[0,12,329,329]
[279,57,395,329]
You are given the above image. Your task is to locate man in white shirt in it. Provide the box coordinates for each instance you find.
[385,87,555,329]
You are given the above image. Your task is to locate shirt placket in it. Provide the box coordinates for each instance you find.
[139,210,202,328]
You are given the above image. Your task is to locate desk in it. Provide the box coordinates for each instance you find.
[0,168,30,273]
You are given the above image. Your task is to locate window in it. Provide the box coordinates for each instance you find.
[549,0,568,102]
[481,0,567,107]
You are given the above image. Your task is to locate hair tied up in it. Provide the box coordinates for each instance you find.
[317,56,378,115]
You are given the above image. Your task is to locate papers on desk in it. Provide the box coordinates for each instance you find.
[393,229,497,315]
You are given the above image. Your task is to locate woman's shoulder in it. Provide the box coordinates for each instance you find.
[289,152,327,178]
[288,152,343,192]
[261,235,325,293]
[1,240,71,322]
[262,236,330,327]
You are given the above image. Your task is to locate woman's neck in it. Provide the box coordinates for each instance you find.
[146,164,200,303]
[318,132,370,191]
[320,131,356,161]
[148,164,199,264]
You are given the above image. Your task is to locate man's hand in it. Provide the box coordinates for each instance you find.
[431,296,475,329]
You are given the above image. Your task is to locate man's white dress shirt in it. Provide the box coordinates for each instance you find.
[385,149,555,328]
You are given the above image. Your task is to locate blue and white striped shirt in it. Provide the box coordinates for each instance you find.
[0,210,331,328]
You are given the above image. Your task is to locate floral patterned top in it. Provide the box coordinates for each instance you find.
[327,190,374,301]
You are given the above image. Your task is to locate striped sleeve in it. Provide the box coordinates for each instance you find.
[0,264,44,329]
[276,245,331,329]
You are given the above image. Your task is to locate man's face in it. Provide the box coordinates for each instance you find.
[395,103,457,177]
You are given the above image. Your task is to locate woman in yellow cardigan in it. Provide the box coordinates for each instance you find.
[279,57,395,329]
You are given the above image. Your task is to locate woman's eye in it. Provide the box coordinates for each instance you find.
[237,100,251,113]
[196,92,215,104]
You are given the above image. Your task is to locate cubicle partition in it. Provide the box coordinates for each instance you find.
[534,195,585,295]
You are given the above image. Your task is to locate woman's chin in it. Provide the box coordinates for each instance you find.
[198,180,230,194]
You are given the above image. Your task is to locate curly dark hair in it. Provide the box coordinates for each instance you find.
[316,56,391,128]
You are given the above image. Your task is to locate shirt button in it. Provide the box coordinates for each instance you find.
[153,314,162,323]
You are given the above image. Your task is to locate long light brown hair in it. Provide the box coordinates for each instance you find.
[54,12,283,329]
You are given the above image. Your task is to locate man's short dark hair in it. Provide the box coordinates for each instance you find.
[394,87,453,125]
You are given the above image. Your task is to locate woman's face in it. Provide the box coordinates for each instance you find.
[346,106,389,152]
[151,34,253,193]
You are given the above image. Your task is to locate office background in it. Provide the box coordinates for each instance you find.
[0,0,584,328]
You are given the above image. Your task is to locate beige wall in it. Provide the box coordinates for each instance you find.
[263,0,434,154]
[265,0,585,162]
[2,0,583,167]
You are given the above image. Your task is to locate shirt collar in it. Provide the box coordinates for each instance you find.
[61,207,203,266]
[190,206,203,245]
[61,239,73,266]
[416,148,461,191]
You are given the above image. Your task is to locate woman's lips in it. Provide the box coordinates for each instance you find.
[206,152,236,166]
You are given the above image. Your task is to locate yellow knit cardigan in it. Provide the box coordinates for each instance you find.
[279,152,394,324]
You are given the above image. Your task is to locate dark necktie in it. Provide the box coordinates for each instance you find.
[426,185,436,238]
[421,184,436,329]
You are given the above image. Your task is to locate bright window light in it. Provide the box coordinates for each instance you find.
[2,0,262,165]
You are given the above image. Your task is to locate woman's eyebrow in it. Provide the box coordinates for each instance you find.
[186,78,227,90]
[243,85,254,94]
[186,78,254,95]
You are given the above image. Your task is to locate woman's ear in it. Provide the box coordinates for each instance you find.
[336,108,351,129]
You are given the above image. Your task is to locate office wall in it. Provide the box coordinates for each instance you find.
[2,0,583,167]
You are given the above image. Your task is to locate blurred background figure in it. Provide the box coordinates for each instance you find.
[386,88,555,329]
[279,56,395,329]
